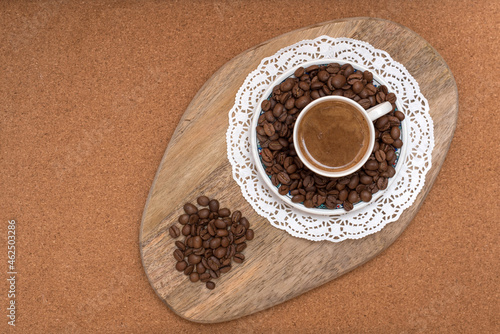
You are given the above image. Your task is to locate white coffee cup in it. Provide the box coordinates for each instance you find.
[293,96,392,178]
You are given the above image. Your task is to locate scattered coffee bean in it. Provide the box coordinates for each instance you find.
[208,199,219,212]
[171,197,253,289]
[169,225,180,238]
[197,196,210,206]
[178,214,189,225]
[176,261,187,272]
[184,203,198,215]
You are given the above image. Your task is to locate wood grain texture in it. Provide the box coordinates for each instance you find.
[140,17,458,323]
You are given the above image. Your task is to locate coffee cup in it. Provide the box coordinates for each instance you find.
[293,96,392,178]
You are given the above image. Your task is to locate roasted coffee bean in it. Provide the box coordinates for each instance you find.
[393,138,403,148]
[310,90,320,100]
[208,237,220,250]
[176,260,187,272]
[295,95,311,109]
[294,67,305,78]
[268,140,283,150]
[317,70,330,82]
[233,253,245,263]
[175,241,186,251]
[218,208,230,218]
[173,249,184,262]
[190,272,199,282]
[386,92,397,103]
[236,243,247,252]
[214,247,227,259]
[216,229,228,237]
[188,254,202,265]
[364,160,379,171]
[377,177,388,190]
[281,78,294,92]
[234,224,246,237]
[385,149,395,162]
[347,72,363,84]
[376,116,389,130]
[207,222,216,237]
[279,185,289,195]
[207,257,220,271]
[210,269,220,279]
[244,228,254,240]
[200,273,211,282]
[285,97,295,110]
[394,110,405,121]
[378,160,388,172]
[327,63,340,73]
[360,189,372,202]
[184,265,194,275]
[263,122,275,137]
[273,103,285,118]
[391,126,400,140]
[169,225,180,238]
[331,74,346,89]
[184,203,198,215]
[193,247,205,256]
[206,281,216,290]
[196,262,205,274]
[265,111,275,123]
[186,235,194,247]
[352,81,364,94]
[208,199,219,212]
[181,224,191,236]
[358,99,371,109]
[192,236,202,249]
[376,91,386,104]
[339,188,349,201]
[347,175,359,189]
[178,214,189,225]
[381,132,394,144]
[240,217,250,229]
[348,191,360,204]
[369,95,376,106]
[305,65,319,72]
[261,99,271,111]
[363,71,373,82]
[261,148,273,163]
[299,81,310,91]
[277,172,291,185]
[360,174,373,184]
[197,196,210,206]
[343,64,354,78]
[365,83,376,95]
[197,208,209,220]
[292,194,305,203]
[343,201,354,211]
[375,150,386,162]
[230,210,242,223]
[189,214,199,225]
[220,266,232,274]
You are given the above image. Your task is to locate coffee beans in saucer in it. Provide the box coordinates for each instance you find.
[256,62,404,211]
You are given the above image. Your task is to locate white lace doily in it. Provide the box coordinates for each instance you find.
[226,36,434,242]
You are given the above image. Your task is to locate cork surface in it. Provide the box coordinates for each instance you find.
[1,1,498,333]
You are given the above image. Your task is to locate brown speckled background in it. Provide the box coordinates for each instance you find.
[1,1,499,333]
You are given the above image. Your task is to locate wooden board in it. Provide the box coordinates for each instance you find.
[139,17,458,323]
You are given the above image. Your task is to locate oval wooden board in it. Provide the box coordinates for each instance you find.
[140,17,458,323]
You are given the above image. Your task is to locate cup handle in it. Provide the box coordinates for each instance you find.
[366,101,393,122]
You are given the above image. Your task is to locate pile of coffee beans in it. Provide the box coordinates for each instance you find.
[256,63,405,211]
[168,196,254,290]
